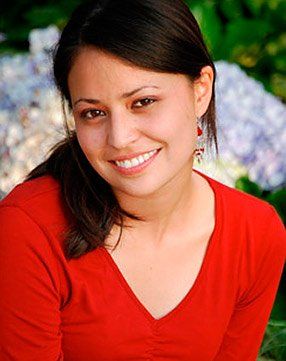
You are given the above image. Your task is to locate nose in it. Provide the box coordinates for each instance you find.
[107,112,139,149]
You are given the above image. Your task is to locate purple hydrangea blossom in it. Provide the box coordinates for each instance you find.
[211,61,285,190]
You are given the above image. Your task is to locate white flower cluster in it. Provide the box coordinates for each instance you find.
[213,61,286,190]
[0,26,285,195]
[29,26,60,55]
[0,26,64,194]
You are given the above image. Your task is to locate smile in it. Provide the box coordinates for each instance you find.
[114,149,158,169]
[110,148,161,175]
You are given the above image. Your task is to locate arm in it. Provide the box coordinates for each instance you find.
[213,206,286,361]
[0,205,64,361]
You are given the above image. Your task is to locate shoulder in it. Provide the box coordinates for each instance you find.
[0,175,72,231]
[0,175,74,265]
[0,176,71,310]
[207,172,277,224]
[0,175,72,252]
[204,173,286,298]
[206,172,286,259]
[201,169,285,248]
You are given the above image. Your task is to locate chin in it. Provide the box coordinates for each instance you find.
[111,178,167,199]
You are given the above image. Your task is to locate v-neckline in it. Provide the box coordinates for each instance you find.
[100,168,222,325]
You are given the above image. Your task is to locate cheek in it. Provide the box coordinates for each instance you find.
[75,124,106,158]
[145,109,196,146]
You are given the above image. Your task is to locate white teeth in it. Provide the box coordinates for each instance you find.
[143,153,149,161]
[131,158,140,167]
[125,160,132,168]
[114,149,158,168]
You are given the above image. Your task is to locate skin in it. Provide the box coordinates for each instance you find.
[67,46,214,249]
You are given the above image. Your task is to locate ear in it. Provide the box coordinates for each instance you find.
[193,65,214,118]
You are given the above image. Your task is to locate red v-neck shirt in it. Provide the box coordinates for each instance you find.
[0,169,285,361]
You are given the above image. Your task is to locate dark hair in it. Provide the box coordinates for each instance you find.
[25,0,218,259]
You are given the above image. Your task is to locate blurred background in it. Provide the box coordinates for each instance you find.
[2,0,286,100]
[0,1,285,359]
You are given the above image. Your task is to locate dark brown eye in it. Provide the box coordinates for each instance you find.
[80,109,104,119]
[133,98,156,108]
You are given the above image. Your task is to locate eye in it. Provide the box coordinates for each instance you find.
[79,109,105,120]
[133,97,156,108]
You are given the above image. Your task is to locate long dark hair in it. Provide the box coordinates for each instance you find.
[25,0,218,259]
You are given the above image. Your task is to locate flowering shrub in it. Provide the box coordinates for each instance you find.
[0,26,285,194]
[0,26,64,193]
[209,60,286,191]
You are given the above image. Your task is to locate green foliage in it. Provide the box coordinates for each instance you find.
[187,1,223,56]
[259,320,286,361]
[235,175,264,197]
[24,5,67,29]
[0,0,82,52]
[186,0,286,102]
[243,0,265,17]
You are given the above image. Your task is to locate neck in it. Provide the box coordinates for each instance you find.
[113,164,198,245]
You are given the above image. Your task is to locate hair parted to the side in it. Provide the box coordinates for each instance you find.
[25,0,219,259]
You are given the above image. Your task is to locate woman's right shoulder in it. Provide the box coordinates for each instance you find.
[0,175,72,230]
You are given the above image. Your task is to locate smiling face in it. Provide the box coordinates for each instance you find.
[68,47,212,198]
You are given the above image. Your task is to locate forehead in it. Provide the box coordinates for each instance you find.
[68,46,192,94]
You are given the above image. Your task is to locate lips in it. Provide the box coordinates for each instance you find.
[109,148,161,162]
[109,147,161,175]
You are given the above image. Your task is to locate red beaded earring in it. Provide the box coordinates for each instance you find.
[195,119,205,164]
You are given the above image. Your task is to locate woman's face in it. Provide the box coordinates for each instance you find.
[68,47,212,198]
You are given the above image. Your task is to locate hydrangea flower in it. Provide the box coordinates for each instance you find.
[196,61,286,191]
[29,25,60,55]
[0,26,63,194]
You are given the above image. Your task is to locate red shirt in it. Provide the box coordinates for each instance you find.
[0,169,285,361]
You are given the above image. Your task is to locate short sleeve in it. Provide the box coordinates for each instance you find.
[0,205,64,361]
[213,205,286,361]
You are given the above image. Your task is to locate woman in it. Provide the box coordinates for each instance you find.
[0,0,285,360]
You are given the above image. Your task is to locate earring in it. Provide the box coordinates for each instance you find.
[194,118,205,164]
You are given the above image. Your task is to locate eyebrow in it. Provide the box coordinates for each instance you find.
[73,85,160,107]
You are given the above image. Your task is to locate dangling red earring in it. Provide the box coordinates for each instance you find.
[195,122,205,164]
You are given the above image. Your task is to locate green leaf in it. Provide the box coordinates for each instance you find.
[6,26,30,42]
[219,0,244,20]
[265,188,286,224]
[270,289,286,321]
[221,19,271,60]
[273,53,286,72]
[266,1,286,29]
[189,2,223,59]
[242,0,266,17]
[235,176,264,197]
[269,33,286,55]
[0,44,24,55]
[270,73,286,102]
[260,314,286,360]
[24,6,66,28]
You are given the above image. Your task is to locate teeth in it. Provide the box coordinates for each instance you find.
[115,149,158,168]
[143,153,149,161]
[125,160,132,168]
[131,158,139,167]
